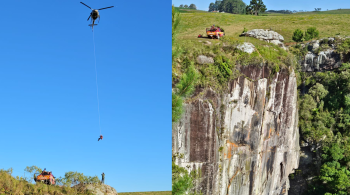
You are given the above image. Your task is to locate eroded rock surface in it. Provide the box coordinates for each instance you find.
[173,66,300,195]
[300,39,342,72]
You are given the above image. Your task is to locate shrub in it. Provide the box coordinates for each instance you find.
[292,29,304,42]
[214,56,232,83]
[272,64,280,75]
[172,65,198,123]
[172,156,193,195]
[181,57,191,71]
[304,27,319,41]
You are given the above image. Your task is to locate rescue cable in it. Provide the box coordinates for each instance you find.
[92,29,102,137]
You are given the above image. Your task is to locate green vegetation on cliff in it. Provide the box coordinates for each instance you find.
[298,62,350,194]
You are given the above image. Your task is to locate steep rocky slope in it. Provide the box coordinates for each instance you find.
[173,66,300,195]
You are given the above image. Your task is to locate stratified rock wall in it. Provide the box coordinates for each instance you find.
[173,66,300,195]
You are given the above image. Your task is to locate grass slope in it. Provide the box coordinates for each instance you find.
[176,11,350,42]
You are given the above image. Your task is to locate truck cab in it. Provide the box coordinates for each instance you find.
[206,27,225,39]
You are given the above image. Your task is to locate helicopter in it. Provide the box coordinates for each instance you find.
[80,2,114,30]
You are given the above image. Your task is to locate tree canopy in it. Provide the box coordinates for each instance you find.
[246,0,266,15]
[214,0,246,14]
[209,3,215,12]
[189,4,197,10]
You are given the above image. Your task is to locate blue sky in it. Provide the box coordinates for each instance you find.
[173,0,350,12]
[0,0,170,193]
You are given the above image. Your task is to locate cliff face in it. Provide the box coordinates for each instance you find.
[172,66,300,195]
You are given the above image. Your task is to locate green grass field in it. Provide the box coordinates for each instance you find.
[175,9,350,42]
[295,9,350,15]
[119,191,171,195]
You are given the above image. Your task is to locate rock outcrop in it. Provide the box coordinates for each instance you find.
[299,39,342,72]
[240,29,286,49]
[84,184,118,195]
[173,66,300,195]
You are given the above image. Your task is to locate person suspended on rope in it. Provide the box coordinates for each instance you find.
[98,135,103,141]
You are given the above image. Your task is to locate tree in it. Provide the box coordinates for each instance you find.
[184,4,188,8]
[189,4,197,9]
[209,2,215,12]
[247,0,266,15]
[309,83,328,103]
[246,5,253,15]
[179,4,183,8]
[25,165,42,182]
[214,0,221,10]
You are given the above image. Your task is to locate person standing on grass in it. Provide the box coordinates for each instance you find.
[101,172,105,184]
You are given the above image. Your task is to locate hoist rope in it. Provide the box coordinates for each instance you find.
[92,29,101,136]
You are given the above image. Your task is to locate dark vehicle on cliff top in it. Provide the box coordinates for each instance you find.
[34,170,56,185]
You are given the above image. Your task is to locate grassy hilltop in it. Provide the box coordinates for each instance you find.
[175,8,350,42]
[0,168,171,195]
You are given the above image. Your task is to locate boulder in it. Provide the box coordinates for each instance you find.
[241,29,284,42]
[196,55,214,64]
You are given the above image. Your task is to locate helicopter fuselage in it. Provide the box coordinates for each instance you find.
[91,10,99,20]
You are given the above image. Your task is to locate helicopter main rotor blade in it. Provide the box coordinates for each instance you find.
[97,6,114,10]
[87,15,91,21]
[80,2,92,9]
